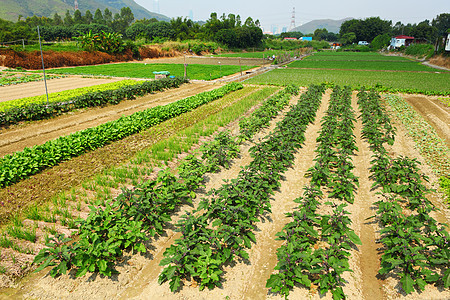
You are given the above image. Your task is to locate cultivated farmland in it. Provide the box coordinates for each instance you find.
[0,52,449,300]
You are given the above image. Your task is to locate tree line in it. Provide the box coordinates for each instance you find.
[0,9,263,49]
[278,14,449,50]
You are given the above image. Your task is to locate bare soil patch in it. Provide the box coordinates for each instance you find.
[403,94,450,147]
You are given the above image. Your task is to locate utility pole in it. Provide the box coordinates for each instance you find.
[37,26,49,105]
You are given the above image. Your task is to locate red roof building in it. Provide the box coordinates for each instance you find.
[390,35,415,49]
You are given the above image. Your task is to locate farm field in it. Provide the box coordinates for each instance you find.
[0,85,448,300]
[246,68,450,94]
[0,51,449,300]
[305,52,412,61]
[287,59,444,72]
[45,63,256,81]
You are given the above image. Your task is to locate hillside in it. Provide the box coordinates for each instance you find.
[0,0,169,22]
[291,18,353,34]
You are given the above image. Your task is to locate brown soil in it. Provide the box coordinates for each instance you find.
[429,55,450,70]
[0,76,123,102]
[0,82,217,157]
[402,94,450,147]
[0,90,449,300]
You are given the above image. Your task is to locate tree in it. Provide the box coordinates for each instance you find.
[341,32,356,45]
[73,10,83,24]
[53,13,63,26]
[412,20,437,42]
[432,13,450,37]
[93,9,104,24]
[84,10,93,24]
[103,8,113,27]
[371,33,391,49]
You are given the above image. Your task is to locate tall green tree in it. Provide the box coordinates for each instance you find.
[84,10,93,24]
[64,10,74,26]
[93,9,104,24]
[73,10,83,24]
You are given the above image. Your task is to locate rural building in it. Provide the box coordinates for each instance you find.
[283,37,298,41]
[390,35,415,49]
[300,37,313,41]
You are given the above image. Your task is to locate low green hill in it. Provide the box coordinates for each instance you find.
[0,0,169,22]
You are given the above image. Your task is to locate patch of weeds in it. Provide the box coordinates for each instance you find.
[25,205,44,221]
[7,225,37,243]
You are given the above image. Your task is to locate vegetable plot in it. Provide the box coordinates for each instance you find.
[267,86,362,299]
[358,89,450,294]
[0,78,188,127]
[0,83,242,188]
[33,86,299,279]
[158,85,325,291]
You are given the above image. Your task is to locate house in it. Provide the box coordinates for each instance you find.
[284,37,298,41]
[390,35,415,49]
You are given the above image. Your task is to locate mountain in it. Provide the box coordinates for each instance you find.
[0,0,170,22]
[291,18,353,34]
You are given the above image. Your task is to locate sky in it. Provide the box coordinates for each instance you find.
[134,0,449,32]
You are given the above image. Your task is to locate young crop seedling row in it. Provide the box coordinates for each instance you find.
[358,88,450,294]
[33,130,242,278]
[158,84,325,292]
[0,83,243,188]
[32,85,298,279]
[238,85,298,141]
[267,86,362,300]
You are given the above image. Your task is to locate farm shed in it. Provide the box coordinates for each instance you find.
[390,35,415,49]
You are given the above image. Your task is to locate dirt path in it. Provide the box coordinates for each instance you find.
[0,77,123,102]
[351,92,385,300]
[0,82,216,157]
[402,94,450,147]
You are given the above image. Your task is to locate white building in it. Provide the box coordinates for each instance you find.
[390,35,415,49]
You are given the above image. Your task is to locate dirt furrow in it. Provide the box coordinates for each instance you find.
[0,82,216,157]
[351,91,385,300]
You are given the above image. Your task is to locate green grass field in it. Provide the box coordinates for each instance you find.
[246,68,450,94]
[47,63,255,80]
[305,52,410,61]
[287,60,443,72]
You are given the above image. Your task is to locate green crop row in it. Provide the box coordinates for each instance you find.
[0,80,142,112]
[0,77,188,127]
[0,83,243,188]
[33,131,241,278]
[246,68,450,96]
[268,86,361,299]
[358,89,449,294]
[159,85,324,292]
